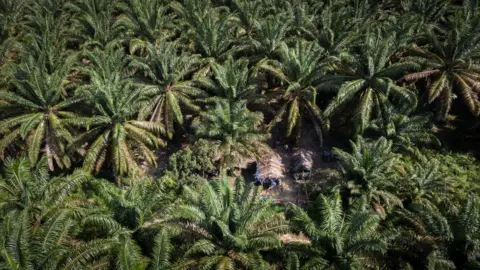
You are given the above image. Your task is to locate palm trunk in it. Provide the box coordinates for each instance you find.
[45,141,54,171]
[114,170,122,187]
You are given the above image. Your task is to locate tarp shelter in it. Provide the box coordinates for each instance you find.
[292,149,313,173]
[254,153,284,187]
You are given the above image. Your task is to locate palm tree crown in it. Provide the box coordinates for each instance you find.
[192,99,270,170]
[130,41,204,139]
[289,192,389,269]
[75,45,166,181]
[258,40,331,143]
[403,14,480,120]
[0,55,79,170]
[172,177,288,269]
[323,33,418,134]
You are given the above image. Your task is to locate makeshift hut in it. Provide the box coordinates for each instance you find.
[291,149,313,180]
[254,153,284,187]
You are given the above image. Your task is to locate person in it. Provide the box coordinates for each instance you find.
[323,150,331,162]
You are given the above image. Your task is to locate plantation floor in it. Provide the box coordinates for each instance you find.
[263,126,339,205]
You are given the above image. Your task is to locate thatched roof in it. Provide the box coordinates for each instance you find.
[255,153,284,180]
[292,149,313,172]
[280,233,311,244]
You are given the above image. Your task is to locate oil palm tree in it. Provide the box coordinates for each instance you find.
[74,46,166,183]
[65,0,122,49]
[0,158,95,269]
[0,158,91,218]
[333,137,402,215]
[0,158,158,270]
[80,176,176,269]
[230,0,266,39]
[401,157,455,213]
[392,207,454,269]
[0,55,79,170]
[257,40,332,144]
[171,177,289,269]
[249,14,291,59]
[0,0,27,69]
[288,192,389,269]
[86,175,173,231]
[396,0,450,33]
[22,0,80,77]
[115,0,174,44]
[369,112,440,153]
[322,33,418,134]
[448,194,480,269]
[192,99,270,170]
[129,41,204,139]
[402,15,480,120]
[197,56,260,103]
[301,3,363,56]
[172,0,240,67]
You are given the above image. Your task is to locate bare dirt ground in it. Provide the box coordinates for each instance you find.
[264,126,339,205]
[146,123,341,207]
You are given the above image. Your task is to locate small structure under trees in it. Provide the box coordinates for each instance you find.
[254,153,284,187]
[291,149,313,180]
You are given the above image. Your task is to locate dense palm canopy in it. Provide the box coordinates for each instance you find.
[172,177,288,269]
[192,99,270,170]
[369,112,440,153]
[0,158,93,269]
[0,56,78,170]
[0,0,480,269]
[130,41,203,139]
[403,15,480,120]
[75,46,166,181]
[323,33,418,134]
[289,192,389,269]
[334,137,402,215]
[198,56,259,103]
[116,0,173,44]
[258,40,330,143]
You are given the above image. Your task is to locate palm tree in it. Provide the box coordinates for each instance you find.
[0,158,90,218]
[197,56,260,103]
[172,0,240,66]
[369,113,440,153]
[0,158,165,270]
[230,0,266,38]
[65,0,122,49]
[257,40,331,144]
[403,14,480,120]
[301,3,363,56]
[249,14,291,59]
[129,41,204,139]
[74,45,166,183]
[171,177,289,269]
[288,192,389,269]
[192,99,270,170]
[21,0,74,74]
[448,194,480,269]
[80,176,176,269]
[0,158,95,269]
[401,156,455,213]
[333,137,402,215]
[115,0,174,44]
[0,55,79,170]
[87,175,173,231]
[396,0,450,33]
[322,33,418,134]
[392,207,454,269]
[0,0,27,69]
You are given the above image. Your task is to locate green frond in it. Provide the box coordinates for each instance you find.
[151,229,173,270]
[27,122,45,167]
